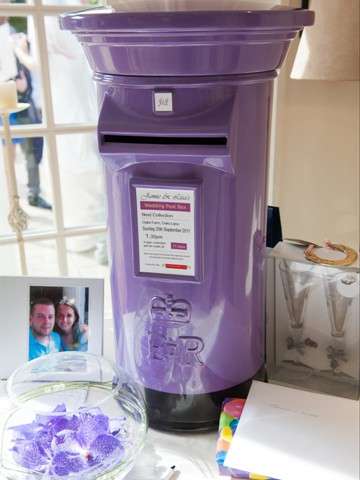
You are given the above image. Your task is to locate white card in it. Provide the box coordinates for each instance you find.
[135,186,195,276]
[224,381,359,480]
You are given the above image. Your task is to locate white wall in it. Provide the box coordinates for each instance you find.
[272,39,359,249]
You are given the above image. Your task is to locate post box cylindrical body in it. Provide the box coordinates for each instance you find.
[60,5,314,431]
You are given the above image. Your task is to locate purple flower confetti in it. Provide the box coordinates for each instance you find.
[8,404,127,478]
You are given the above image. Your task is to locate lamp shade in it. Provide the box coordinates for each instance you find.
[291,0,359,80]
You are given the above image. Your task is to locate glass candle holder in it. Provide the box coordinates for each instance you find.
[0,352,147,479]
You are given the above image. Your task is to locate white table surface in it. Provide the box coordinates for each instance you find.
[0,381,228,480]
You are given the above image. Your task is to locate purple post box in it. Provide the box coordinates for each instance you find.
[60,2,314,431]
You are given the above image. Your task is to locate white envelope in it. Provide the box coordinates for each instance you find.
[224,381,359,480]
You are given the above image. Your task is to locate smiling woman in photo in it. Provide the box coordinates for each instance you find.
[55,297,88,352]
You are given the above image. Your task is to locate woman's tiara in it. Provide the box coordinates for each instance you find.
[59,296,75,306]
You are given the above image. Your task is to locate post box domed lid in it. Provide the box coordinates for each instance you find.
[60,2,314,77]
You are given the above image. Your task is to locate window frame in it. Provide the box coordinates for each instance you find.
[0,0,106,275]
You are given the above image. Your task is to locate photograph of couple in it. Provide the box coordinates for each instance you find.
[29,286,89,361]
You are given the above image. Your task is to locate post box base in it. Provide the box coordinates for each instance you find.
[145,373,261,432]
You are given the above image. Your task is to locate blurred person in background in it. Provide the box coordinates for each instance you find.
[0,14,20,173]
[12,31,52,210]
[0,11,51,210]
[45,8,107,263]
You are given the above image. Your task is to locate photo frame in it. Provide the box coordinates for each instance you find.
[0,276,104,379]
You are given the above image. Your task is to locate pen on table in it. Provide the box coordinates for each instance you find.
[163,465,177,480]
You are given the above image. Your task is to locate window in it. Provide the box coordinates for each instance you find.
[0,0,110,317]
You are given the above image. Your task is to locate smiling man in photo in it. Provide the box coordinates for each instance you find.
[29,297,61,360]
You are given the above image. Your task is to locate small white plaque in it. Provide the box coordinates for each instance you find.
[154,92,173,112]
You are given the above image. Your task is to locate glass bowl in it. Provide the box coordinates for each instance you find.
[0,352,147,479]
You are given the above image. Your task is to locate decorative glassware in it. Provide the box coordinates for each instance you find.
[0,352,147,479]
[279,259,317,363]
[322,271,358,375]
[267,242,360,399]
